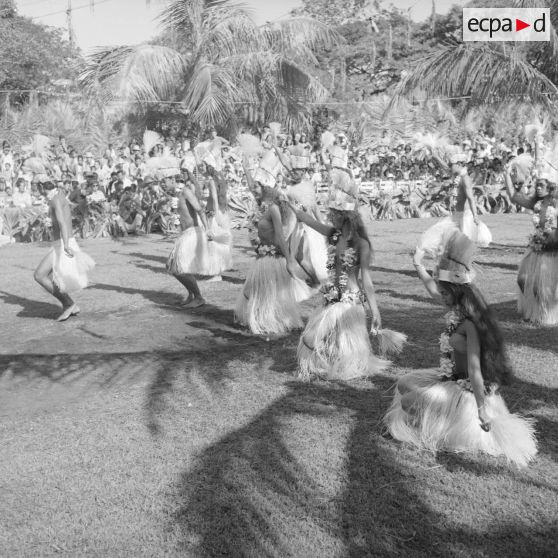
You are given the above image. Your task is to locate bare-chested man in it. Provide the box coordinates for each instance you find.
[166,171,214,308]
[34,181,95,321]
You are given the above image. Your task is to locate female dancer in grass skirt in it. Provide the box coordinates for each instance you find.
[385,226,537,467]
[504,166,558,325]
[204,166,233,278]
[292,188,403,381]
[234,161,312,336]
[274,146,329,288]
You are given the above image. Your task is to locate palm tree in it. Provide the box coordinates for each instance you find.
[81,0,340,131]
[390,0,558,112]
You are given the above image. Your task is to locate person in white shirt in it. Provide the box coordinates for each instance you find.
[11,178,32,208]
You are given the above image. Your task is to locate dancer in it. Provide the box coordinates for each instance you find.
[34,181,95,321]
[166,171,215,308]
[449,153,492,247]
[234,159,310,336]
[384,226,537,467]
[204,165,233,279]
[504,166,558,324]
[274,146,328,287]
[293,186,401,381]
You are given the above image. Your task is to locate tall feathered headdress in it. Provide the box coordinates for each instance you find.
[143,130,163,156]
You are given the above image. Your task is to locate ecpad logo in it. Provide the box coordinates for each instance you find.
[463,8,550,42]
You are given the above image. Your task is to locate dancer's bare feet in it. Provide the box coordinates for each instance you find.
[185,297,205,308]
[57,304,80,322]
[180,295,194,307]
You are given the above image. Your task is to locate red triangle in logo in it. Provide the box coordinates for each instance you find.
[516,18,530,31]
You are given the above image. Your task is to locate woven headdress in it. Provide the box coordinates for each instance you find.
[328,181,358,211]
[436,229,476,284]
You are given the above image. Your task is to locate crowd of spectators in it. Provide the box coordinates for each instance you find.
[0,124,538,240]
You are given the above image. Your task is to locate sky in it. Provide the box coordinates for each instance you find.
[16,0,467,54]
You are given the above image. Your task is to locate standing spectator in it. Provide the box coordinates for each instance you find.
[11,178,32,208]
[0,178,8,207]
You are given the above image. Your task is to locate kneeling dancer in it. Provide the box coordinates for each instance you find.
[384,225,537,467]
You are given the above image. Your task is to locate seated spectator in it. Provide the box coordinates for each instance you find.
[116,188,144,234]
[88,182,107,204]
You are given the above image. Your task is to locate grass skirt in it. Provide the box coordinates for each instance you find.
[302,224,328,283]
[205,212,232,275]
[384,369,537,467]
[517,249,558,325]
[167,227,210,275]
[454,208,492,247]
[51,238,95,293]
[330,168,352,194]
[290,222,328,288]
[235,255,304,335]
[296,302,390,381]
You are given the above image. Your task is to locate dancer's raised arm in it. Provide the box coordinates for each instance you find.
[412,247,442,303]
[291,206,333,237]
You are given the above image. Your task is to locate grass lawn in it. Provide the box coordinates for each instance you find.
[1,213,557,557]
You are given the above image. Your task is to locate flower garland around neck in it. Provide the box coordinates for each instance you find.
[439,309,465,378]
[245,201,279,257]
[529,201,557,251]
[322,230,360,305]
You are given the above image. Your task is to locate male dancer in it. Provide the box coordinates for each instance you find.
[34,181,95,321]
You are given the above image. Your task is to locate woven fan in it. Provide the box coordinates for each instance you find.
[286,179,315,208]
[22,157,47,174]
[237,134,262,157]
[268,122,281,137]
[321,131,335,149]
[31,134,51,156]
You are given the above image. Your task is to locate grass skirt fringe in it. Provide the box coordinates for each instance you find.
[384,369,537,467]
[517,249,558,325]
[302,224,328,283]
[51,238,95,293]
[454,208,492,247]
[167,227,214,276]
[330,168,352,193]
[205,214,232,275]
[235,255,304,335]
[296,302,390,381]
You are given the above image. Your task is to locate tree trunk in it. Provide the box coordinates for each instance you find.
[4,92,9,122]
[340,57,346,95]
[387,23,393,62]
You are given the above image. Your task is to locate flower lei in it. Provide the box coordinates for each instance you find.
[439,309,465,378]
[245,201,280,258]
[321,230,361,305]
[529,202,557,252]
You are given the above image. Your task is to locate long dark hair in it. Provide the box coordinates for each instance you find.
[337,210,374,267]
[439,281,512,385]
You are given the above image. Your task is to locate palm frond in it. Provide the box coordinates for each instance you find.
[514,0,558,60]
[261,17,342,59]
[80,45,187,105]
[391,43,558,111]
[182,62,238,127]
